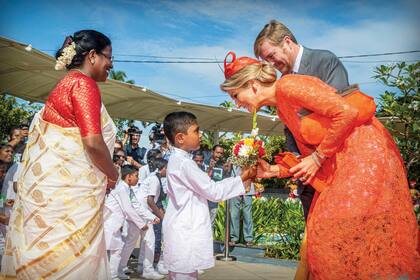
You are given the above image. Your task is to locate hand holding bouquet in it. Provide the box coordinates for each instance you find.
[229,111,266,168]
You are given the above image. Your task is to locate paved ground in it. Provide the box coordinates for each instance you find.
[128,259,296,280]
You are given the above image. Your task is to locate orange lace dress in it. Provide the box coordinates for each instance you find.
[275,75,420,279]
[43,71,102,137]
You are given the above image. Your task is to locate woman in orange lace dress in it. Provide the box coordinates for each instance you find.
[1,30,118,279]
[220,52,419,279]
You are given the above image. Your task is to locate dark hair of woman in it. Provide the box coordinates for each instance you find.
[55,30,111,70]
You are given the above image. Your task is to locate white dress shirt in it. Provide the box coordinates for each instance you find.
[163,147,245,273]
[138,164,151,184]
[292,44,304,73]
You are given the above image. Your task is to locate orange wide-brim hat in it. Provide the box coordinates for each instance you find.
[224,51,260,79]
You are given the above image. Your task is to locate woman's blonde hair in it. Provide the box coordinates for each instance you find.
[220,62,277,92]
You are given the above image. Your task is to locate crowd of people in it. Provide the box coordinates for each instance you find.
[0,119,257,280]
[105,125,257,279]
[0,124,29,232]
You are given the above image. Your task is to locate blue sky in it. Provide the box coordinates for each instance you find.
[1,0,419,109]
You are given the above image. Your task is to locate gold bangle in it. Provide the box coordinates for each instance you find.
[311,152,322,167]
[314,150,327,161]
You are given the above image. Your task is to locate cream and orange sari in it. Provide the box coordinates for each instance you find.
[1,105,115,280]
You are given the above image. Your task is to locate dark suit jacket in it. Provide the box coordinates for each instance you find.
[284,46,349,154]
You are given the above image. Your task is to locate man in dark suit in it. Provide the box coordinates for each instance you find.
[254,20,349,221]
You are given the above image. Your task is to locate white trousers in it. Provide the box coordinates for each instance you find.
[108,247,122,278]
[168,271,198,280]
[139,224,156,273]
[119,221,145,274]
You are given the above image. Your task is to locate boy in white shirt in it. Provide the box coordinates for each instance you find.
[104,165,159,280]
[137,158,168,279]
[162,112,256,280]
[138,149,162,184]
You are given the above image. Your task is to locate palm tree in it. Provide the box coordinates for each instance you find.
[109,70,135,84]
[219,100,235,111]
[260,106,277,115]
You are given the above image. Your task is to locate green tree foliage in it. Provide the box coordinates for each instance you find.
[109,70,135,84]
[0,94,41,142]
[219,100,235,111]
[374,62,420,181]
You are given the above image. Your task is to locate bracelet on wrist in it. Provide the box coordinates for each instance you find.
[311,153,322,167]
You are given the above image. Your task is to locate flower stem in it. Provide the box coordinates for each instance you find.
[252,109,257,130]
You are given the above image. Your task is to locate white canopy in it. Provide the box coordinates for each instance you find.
[0,36,284,135]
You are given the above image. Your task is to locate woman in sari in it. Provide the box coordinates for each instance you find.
[1,30,118,279]
[220,52,419,279]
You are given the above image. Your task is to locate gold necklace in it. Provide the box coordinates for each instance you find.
[71,68,88,76]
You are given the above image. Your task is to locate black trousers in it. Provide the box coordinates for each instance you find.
[298,183,315,221]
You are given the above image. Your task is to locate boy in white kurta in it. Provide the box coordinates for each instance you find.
[137,158,168,279]
[162,112,256,280]
[104,165,159,279]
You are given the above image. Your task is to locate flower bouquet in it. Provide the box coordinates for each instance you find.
[230,111,265,167]
[229,111,266,193]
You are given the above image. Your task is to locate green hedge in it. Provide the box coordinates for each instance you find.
[213,197,305,260]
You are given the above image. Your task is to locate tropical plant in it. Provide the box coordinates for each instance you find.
[109,70,135,84]
[219,100,235,111]
[260,105,277,116]
[213,197,305,260]
[0,94,41,142]
[374,62,420,182]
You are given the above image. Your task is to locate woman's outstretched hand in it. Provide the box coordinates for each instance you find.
[257,159,279,178]
[289,155,320,185]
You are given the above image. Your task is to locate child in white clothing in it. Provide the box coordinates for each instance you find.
[104,165,159,280]
[162,112,256,280]
[138,158,168,279]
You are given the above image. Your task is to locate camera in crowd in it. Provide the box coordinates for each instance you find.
[149,124,166,144]
[127,126,141,135]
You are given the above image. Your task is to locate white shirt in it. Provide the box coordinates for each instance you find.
[292,44,304,73]
[138,164,151,184]
[163,147,245,273]
[104,181,156,250]
[1,162,20,215]
[137,172,161,211]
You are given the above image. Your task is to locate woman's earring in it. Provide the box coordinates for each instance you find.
[91,59,95,65]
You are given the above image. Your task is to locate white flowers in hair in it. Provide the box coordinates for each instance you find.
[55,42,76,71]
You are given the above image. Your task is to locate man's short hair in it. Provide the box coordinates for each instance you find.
[192,150,204,159]
[151,158,168,172]
[254,20,298,58]
[163,112,197,145]
[121,165,138,180]
[9,126,20,137]
[147,149,162,160]
[212,144,223,151]
[0,144,13,151]
[114,148,125,155]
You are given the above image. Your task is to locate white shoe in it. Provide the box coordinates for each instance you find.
[123,267,134,274]
[156,263,168,275]
[117,272,130,280]
[142,271,164,279]
[198,269,205,274]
